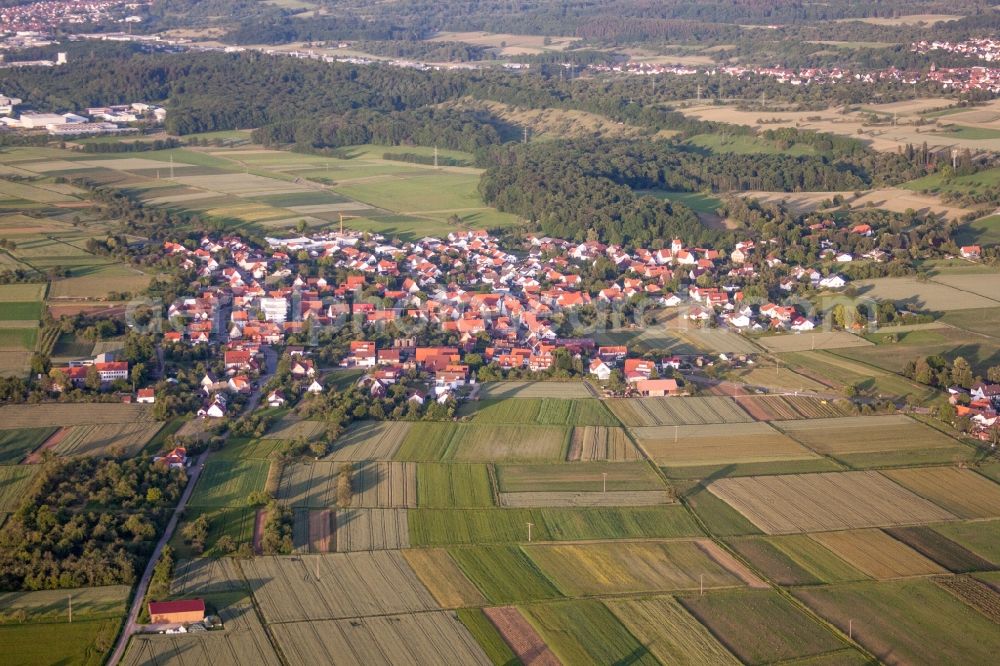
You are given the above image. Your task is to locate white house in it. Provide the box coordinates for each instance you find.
[136,388,156,404]
[818,275,847,289]
[266,390,286,407]
[589,359,612,381]
[306,380,324,393]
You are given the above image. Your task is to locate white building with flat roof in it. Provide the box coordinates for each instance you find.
[19,113,66,128]
[260,297,289,323]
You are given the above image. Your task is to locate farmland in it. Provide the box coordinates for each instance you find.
[277,461,416,508]
[734,395,855,421]
[396,422,569,462]
[0,619,119,666]
[461,397,619,426]
[477,606,555,665]
[854,276,1000,312]
[566,426,641,461]
[755,331,873,352]
[885,526,996,572]
[811,529,948,579]
[882,467,1000,518]
[169,505,255,558]
[334,508,410,551]
[478,381,593,399]
[323,421,410,461]
[416,463,494,507]
[496,461,665,492]
[187,459,269,507]
[0,427,56,464]
[794,579,1000,665]
[0,403,154,428]
[0,465,40,512]
[932,518,1000,563]
[707,471,956,534]
[524,600,659,665]
[50,422,163,458]
[450,546,562,603]
[726,535,868,585]
[607,396,753,427]
[633,421,821,468]
[401,548,487,607]
[0,585,129,623]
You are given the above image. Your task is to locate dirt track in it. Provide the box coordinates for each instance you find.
[24,427,68,464]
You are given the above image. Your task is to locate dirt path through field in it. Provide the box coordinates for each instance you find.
[484,606,561,666]
[253,508,267,555]
[24,427,68,463]
[309,509,334,553]
[697,539,769,588]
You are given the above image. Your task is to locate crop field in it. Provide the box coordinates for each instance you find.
[0,283,46,301]
[634,421,821,468]
[727,535,867,585]
[478,381,593,399]
[566,426,640,461]
[0,403,153,427]
[188,459,269,507]
[884,526,995,572]
[707,471,956,534]
[334,508,409,551]
[277,461,416,508]
[402,548,487,607]
[855,276,1000,311]
[679,589,848,665]
[170,557,248,603]
[496,461,664,493]
[756,331,874,352]
[479,606,557,665]
[735,395,854,421]
[51,422,162,458]
[270,611,491,666]
[525,540,747,596]
[0,301,42,320]
[811,529,947,579]
[123,602,280,666]
[934,575,1000,624]
[416,463,494,507]
[778,350,934,400]
[1,619,119,666]
[524,600,658,666]
[795,579,1000,665]
[607,396,753,427]
[0,585,129,623]
[0,426,56,464]
[729,365,830,393]
[396,422,568,462]
[324,421,410,461]
[241,552,436,622]
[170,506,255,558]
[0,327,36,350]
[0,465,39,512]
[462,398,619,426]
[942,306,1000,337]
[676,481,763,536]
[450,546,562,603]
[500,489,671,507]
[606,596,740,665]
[932,518,1000,563]
[0,351,31,377]
[883,467,1000,519]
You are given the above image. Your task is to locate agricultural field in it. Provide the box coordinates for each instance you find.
[0,426,56,464]
[449,545,562,604]
[169,505,255,558]
[396,422,569,462]
[0,619,119,666]
[169,557,248,606]
[633,421,822,468]
[523,600,659,666]
[0,465,40,512]
[607,396,753,427]
[794,579,1000,665]
[676,481,763,537]
[854,276,1000,311]
[478,381,593,399]
[755,331,874,352]
[735,395,855,421]
[933,575,1000,624]
[882,467,1000,519]
[942,306,1000,337]
[707,471,957,534]
[932,518,1000,563]
[334,508,409,551]
[778,350,934,400]
[50,422,163,458]
[477,606,555,665]
[726,535,868,586]
[240,552,436,623]
[416,463,494,507]
[401,548,487,607]
[566,426,641,461]
[605,596,740,665]
[774,415,972,468]
[524,540,750,596]
[187,459,269,507]
[678,589,849,665]
[811,529,948,579]
[269,611,491,666]
[884,526,995,573]
[496,461,664,493]
[260,416,325,441]
[0,403,153,428]
[277,461,416,508]
[0,585,129,623]
[461,397,619,426]
[323,420,410,461]
[728,364,828,392]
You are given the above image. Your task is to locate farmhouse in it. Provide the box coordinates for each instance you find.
[148,599,205,624]
[634,379,680,396]
[136,388,156,403]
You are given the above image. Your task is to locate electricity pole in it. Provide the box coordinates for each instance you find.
[602,472,607,493]
[526,522,533,542]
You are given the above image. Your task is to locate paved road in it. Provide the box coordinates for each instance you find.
[107,345,276,665]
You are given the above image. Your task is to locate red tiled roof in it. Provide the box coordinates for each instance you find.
[148,599,205,615]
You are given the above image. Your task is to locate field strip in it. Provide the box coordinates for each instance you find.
[483,606,561,666]
[695,539,769,588]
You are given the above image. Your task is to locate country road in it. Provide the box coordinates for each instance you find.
[107,345,277,665]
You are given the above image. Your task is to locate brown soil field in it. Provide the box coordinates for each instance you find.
[484,606,561,666]
[698,539,769,588]
[309,509,334,553]
[23,426,67,464]
[402,548,487,608]
[934,575,1000,623]
[567,426,640,461]
[252,508,266,555]
[811,529,948,579]
[334,508,410,551]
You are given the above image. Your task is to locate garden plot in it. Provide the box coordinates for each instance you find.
[277,461,416,508]
[756,331,874,352]
[882,467,1000,519]
[524,540,749,596]
[634,421,820,467]
[479,381,593,399]
[52,422,162,458]
[707,471,956,534]
[566,426,640,461]
[0,402,153,427]
[324,421,410,461]
[607,396,753,427]
[270,611,491,666]
[334,508,410,551]
[240,551,435,623]
[811,529,947,579]
[402,548,487,608]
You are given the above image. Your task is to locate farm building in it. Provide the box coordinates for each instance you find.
[148,599,205,624]
[634,379,680,397]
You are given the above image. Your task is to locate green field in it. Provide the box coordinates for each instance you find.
[187,459,269,507]
[416,463,495,507]
[932,125,1000,140]
[0,427,55,464]
[0,302,42,321]
[955,215,1000,246]
[455,608,519,665]
[461,398,620,426]
[0,619,118,666]
[0,328,37,351]
[727,536,868,586]
[449,546,561,603]
[686,133,817,156]
[932,518,1000,563]
[496,462,665,492]
[0,465,39,512]
[0,586,129,623]
[637,189,723,214]
[396,422,569,462]
[169,505,255,558]
[675,481,763,537]
[525,600,658,665]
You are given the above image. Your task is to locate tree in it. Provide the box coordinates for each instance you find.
[607,368,626,394]
[216,535,237,554]
[336,463,353,508]
[988,366,1000,383]
[29,353,50,376]
[85,365,102,391]
[952,357,974,389]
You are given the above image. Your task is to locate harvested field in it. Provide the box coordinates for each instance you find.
[707,471,956,534]
[933,518,1000,563]
[933,575,1000,623]
[606,596,740,665]
[278,461,416,508]
[525,540,746,596]
[241,551,435,622]
[483,606,560,666]
[262,416,325,440]
[0,426,56,464]
[811,529,947,579]
[756,332,873,352]
[566,426,639,461]
[416,463,494,507]
[882,467,1000,519]
[463,398,619,426]
[402,548,487,607]
[884,526,995,572]
[607,396,753,427]
[794,579,1000,665]
[170,557,247,600]
[51,422,162,458]
[397,422,568,462]
[496,461,664,492]
[500,490,670,507]
[776,415,965,459]
[679,589,846,665]
[524,600,658,666]
[0,402,152,427]
[727,535,867,586]
[479,381,593,399]
[0,283,46,301]
[635,421,819,468]
[855,276,1000,311]
[334,507,409,551]
[270,611,490,666]
[735,395,853,421]
[0,465,39,512]
[325,421,410,461]
[451,545,562,604]
[122,602,280,666]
